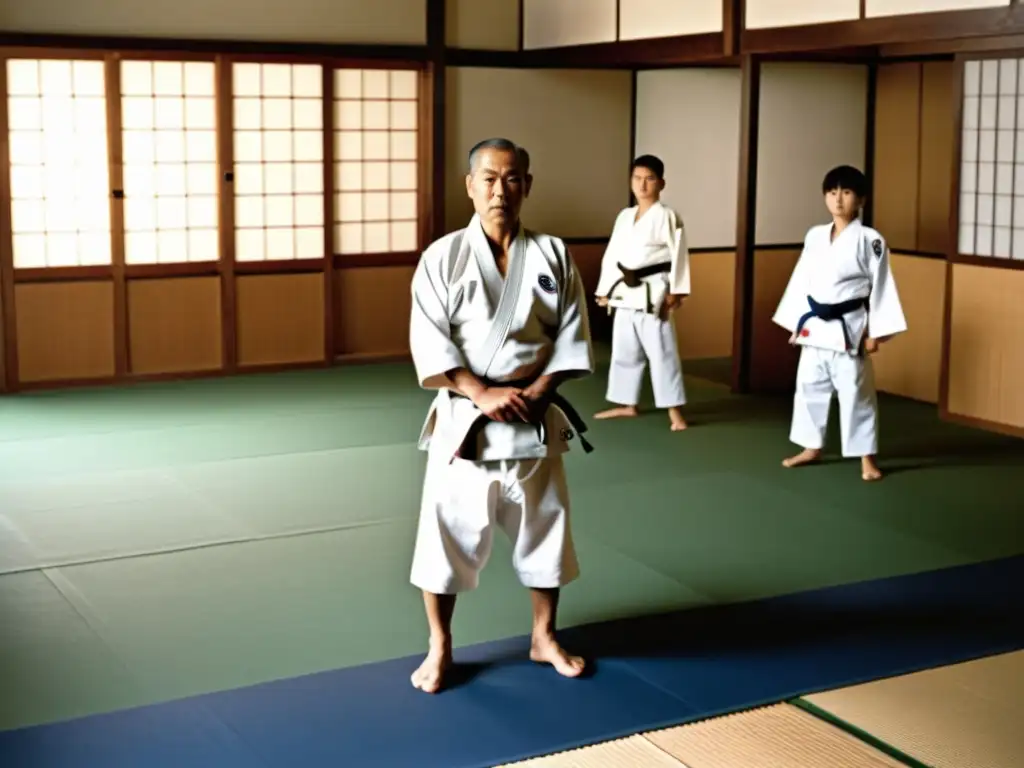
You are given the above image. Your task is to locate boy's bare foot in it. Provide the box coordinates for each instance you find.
[782,448,821,468]
[594,406,638,420]
[530,632,585,678]
[668,407,688,431]
[861,455,883,482]
[411,637,452,694]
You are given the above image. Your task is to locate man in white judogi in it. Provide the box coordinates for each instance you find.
[773,165,907,481]
[408,138,595,693]
[594,155,690,431]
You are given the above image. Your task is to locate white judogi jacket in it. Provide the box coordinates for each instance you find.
[773,219,907,355]
[595,201,690,315]
[410,214,595,463]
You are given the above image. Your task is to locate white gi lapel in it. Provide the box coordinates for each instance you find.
[473,222,527,380]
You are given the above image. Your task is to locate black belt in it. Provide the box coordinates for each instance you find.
[606,262,671,314]
[795,295,869,354]
[451,380,593,461]
[616,261,670,288]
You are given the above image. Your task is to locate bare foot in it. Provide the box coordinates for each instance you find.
[530,633,585,679]
[782,448,821,468]
[668,407,688,432]
[411,638,452,694]
[594,406,638,420]
[861,455,883,482]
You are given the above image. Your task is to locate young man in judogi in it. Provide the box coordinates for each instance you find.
[593,155,691,431]
[407,138,595,693]
[773,165,907,481]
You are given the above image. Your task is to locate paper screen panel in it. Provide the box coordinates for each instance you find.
[332,68,420,255]
[121,60,219,264]
[866,0,1009,17]
[957,58,1024,259]
[619,0,723,39]
[232,62,325,262]
[7,59,111,268]
[523,0,617,49]
[745,0,860,29]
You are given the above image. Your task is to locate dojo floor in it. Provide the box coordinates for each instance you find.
[1,351,1021,766]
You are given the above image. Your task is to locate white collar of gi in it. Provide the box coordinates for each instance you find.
[466,213,527,282]
[831,217,862,242]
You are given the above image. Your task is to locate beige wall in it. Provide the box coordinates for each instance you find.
[634,68,742,248]
[444,67,633,237]
[620,0,723,39]
[745,0,860,29]
[748,64,868,392]
[522,0,617,49]
[756,63,868,245]
[0,0,427,44]
[446,0,519,50]
[866,0,1010,17]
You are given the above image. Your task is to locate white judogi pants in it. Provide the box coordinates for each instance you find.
[606,308,686,409]
[790,346,879,457]
[409,444,579,595]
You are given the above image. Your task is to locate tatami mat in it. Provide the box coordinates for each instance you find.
[502,703,908,767]
[805,651,1024,768]
[646,704,906,768]
[496,735,684,767]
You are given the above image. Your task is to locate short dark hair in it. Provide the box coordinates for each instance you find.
[631,154,664,179]
[468,137,530,174]
[822,165,867,198]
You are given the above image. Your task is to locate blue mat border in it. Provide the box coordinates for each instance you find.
[1,555,1021,768]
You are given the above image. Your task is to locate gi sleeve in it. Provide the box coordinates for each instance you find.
[866,234,908,339]
[772,234,812,333]
[409,252,467,390]
[543,246,595,379]
[667,210,691,295]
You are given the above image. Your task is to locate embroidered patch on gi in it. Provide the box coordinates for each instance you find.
[560,427,574,441]
[871,238,883,258]
[538,274,557,294]
[800,328,810,337]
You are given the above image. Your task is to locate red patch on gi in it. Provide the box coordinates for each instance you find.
[800,329,810,337]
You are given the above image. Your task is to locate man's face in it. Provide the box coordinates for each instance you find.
[631,166,663,202]
[465,148,531,224]
[825,186,862,220]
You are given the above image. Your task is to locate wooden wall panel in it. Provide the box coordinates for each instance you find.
[1,0,427,44]
[872,61,956,253]
[127,277,222,375]
[619,0,722,40]
[745,0,860,30]
[946,264,1024,431]
[446,0,520,50]
[874,63,923,251]
[674,251,736,360]
[871,254,946,403]
[236,274,325,367]
[749,248,801,394]
[523,0,616,49]
[918,61,956,255]
[0,277,5,391]
[866,0,1010,18]
[333,266,415,357]
[14,282,115,383]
